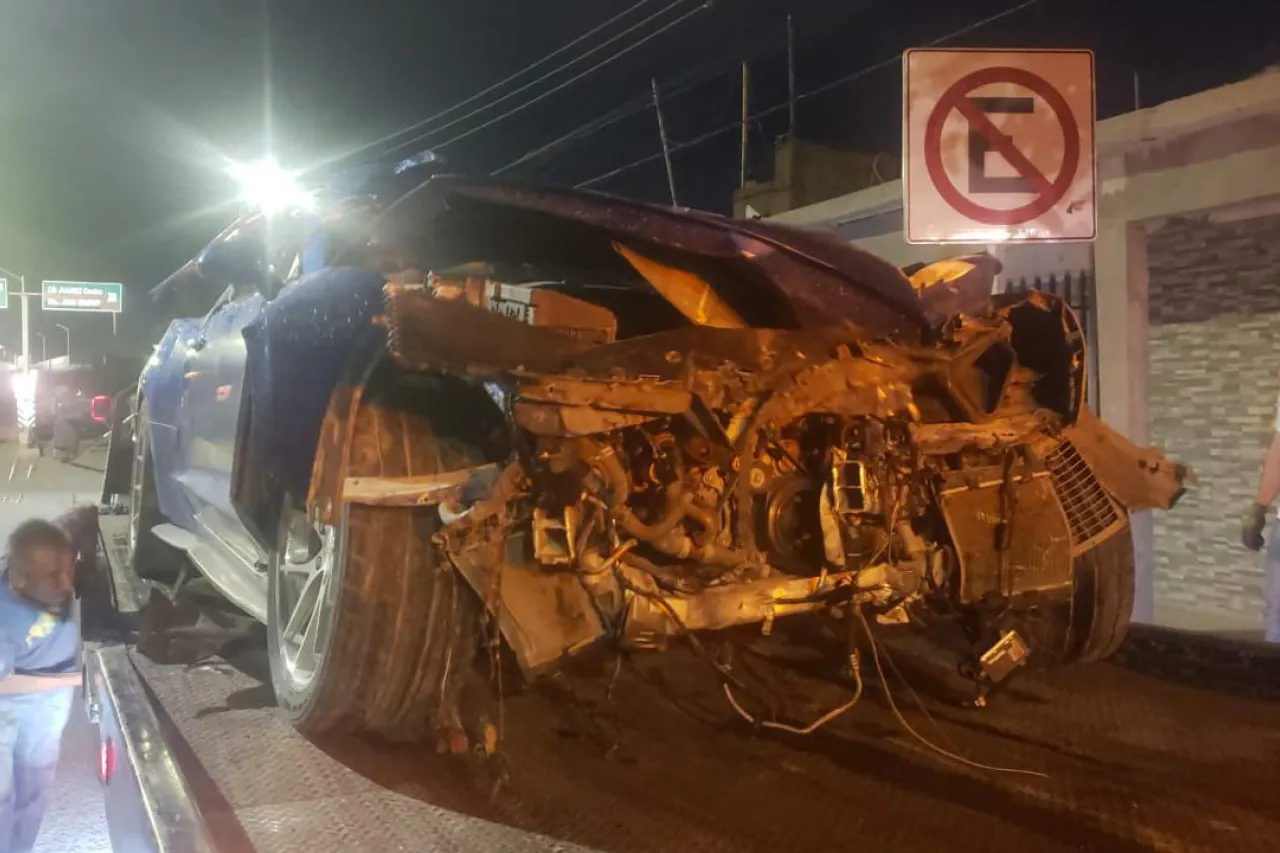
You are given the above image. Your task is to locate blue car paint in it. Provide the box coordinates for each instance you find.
[183,293,268,522]
[140,268,388,553]
[139,319,201,531]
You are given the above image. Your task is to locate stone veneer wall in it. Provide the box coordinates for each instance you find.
[1146,211,1280,623]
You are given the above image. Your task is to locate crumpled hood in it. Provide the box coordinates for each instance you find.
[361,176,933,340]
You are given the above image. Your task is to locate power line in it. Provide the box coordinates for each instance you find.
[391,0,700,152]
[576,0,1046,190]
[398,2,713,156]
[493,0,887,178]
[323,0,661,167]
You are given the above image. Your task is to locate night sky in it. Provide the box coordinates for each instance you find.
[0,0,1276,359]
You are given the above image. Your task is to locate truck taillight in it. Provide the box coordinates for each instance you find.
[100,737,116,784]
[90,395,112,424]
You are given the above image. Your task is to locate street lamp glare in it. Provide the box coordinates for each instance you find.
[226,156,316,216]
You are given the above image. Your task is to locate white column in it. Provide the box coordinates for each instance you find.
[1094,218,1155,622]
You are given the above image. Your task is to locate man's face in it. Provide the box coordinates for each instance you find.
[11,545,76,610]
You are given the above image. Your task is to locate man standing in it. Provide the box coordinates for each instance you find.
[0,520,82,853]
[1241,390,1280,643]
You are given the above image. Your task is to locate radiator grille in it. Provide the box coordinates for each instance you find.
[1046,439,1124,554]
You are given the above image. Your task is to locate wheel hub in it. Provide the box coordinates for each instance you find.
[275,517,337,690]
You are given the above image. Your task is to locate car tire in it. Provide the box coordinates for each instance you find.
[267,389,486,738]
[129,400,184,582]
[1067,523,1136,662]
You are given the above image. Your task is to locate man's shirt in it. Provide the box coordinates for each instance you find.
[0,561,79,683]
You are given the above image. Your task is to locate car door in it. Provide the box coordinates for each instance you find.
[176,283,267,570]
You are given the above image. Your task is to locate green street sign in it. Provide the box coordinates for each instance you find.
[42,280,123,313]
[0,278,7,310]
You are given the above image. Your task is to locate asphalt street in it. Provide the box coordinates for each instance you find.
[0,438,113,853]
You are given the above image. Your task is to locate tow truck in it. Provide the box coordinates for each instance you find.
[80,493,1280,852]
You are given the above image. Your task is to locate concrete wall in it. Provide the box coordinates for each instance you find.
[1145,210,1280,630]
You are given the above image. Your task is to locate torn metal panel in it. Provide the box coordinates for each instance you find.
[1062,407,1193,511]
[755,347,917,429]
[907,252,1001,322]
[621,562,915,645]
[385,283,585,377]
[912,412,1051,455]
[342,463,502,507]
[515,375,692,414]
[511,374,694,437]
[447,535,606,674]
[513,404,659,438]
[614,242,746,328]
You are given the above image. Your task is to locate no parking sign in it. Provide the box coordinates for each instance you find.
[904,49,1096,243]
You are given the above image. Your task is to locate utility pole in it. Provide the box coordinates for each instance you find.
[0,266,37,449]
[740,61,750,188]
[651,78,678,206]
[787,14,797,139]
[0,266,30,369]
[56,323,70,362]
[36,332,46,364]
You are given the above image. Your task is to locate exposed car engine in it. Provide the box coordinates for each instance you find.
[376,249,1185,712]
[114,176,1191,744]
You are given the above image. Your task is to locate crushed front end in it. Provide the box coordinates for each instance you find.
[324,178,1190,723]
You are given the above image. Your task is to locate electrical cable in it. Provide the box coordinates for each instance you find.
[574,0,1046,188]
[856,608,1049,779]
[399,0,697,149]
[492,0,888,177]
[388,1,713,157]
[327,0,663,166]
[723,649,863,736]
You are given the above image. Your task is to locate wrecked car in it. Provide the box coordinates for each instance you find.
[103,177,1189,741]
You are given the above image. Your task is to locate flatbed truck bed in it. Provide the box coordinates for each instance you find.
[85,516,1280,853]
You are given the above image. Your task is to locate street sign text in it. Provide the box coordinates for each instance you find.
[41,281,124,313]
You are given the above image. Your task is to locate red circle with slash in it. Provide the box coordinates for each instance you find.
[924,66,1080,226]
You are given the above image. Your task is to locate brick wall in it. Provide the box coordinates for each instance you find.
[1146,211,1280,624]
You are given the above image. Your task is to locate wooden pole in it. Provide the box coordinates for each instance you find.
[652,78,678,206]
[787,14,797,138]
[740,61,750,188]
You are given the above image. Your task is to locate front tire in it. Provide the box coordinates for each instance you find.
[1067,523,1136,662]
[266,383,486,738]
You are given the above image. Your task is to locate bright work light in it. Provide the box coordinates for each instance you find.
[226,156,316,215]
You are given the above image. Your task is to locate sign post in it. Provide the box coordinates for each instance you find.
[903,48,1096,244]
[0,269,41,451]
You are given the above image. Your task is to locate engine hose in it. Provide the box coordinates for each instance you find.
[580,439,694,543]
[685,503,721,544]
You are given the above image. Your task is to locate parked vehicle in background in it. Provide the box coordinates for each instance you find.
[32,360,133,453]
[103,176,1191,750]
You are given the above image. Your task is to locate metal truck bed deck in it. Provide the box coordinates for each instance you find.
[93,519,1280,853]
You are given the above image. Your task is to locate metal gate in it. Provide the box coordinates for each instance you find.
[1005,269,1099,415]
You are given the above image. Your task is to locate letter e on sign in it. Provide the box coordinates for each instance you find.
[903,49,1096,243]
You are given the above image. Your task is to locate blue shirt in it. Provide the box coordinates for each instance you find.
[0,562,79,680]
